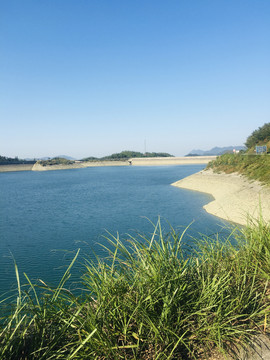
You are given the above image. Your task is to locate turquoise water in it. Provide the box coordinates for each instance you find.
[0,165,229,295]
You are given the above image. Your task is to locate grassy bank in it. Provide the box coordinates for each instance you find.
[207,153,270,185]
[1,219,270,359]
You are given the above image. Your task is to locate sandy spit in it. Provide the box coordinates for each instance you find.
[172,169,270,225]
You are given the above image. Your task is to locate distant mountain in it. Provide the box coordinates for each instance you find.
[186,146,246,156]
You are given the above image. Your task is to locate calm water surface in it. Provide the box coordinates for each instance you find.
[0,165,230,295]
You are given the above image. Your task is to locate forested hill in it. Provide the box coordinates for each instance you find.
[0,151,174,166]
[82,151,174,161]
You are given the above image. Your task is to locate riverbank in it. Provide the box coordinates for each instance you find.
[0,156,216,172]
[172,169,270,225]
[32,160,130,171]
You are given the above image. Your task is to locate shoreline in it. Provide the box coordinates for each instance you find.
[130,156,215,166]
[0,164,35,172]
[172,169,270,225]
[31,160,130,171]
[0,156,216,172]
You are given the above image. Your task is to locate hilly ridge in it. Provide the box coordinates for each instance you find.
[187,146,246,156]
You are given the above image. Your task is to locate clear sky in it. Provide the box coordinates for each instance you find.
[1,0,269,159]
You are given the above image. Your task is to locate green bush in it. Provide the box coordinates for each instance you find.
[39,157,75,166]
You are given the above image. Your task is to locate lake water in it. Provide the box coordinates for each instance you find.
[0,165,230,296]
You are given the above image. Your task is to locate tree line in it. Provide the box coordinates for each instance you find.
[0,156,36,165]
[83,151,174,161]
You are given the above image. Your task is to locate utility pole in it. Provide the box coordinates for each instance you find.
[144,139,146,155]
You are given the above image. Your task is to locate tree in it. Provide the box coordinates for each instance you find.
[245,123,270,149]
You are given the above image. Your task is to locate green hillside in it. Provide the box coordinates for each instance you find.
[245,122,270,150]
[207,123,270,185]
[207,153,270,185]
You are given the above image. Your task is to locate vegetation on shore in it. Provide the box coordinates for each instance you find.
[1,219,270,359]
[38,157,75,166]
[206,122,270,185]
[207,153,270,185]
[82,150,174,162]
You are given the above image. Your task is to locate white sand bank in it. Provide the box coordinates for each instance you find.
[172,169,270,225]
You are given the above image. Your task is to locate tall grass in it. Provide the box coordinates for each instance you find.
[207,153,270,185]
[1,219,270,359]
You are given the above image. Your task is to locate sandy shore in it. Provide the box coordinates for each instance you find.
[172,169,270,225]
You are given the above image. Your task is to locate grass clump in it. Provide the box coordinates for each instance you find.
[1,219,270,359]
[207,153,270,185]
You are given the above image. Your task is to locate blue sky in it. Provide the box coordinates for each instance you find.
[1,0,269,159]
